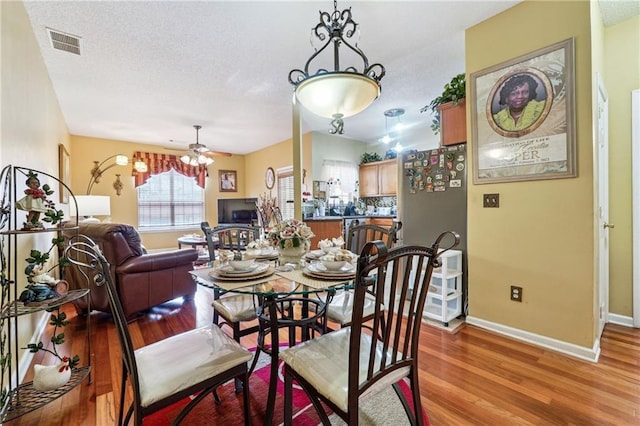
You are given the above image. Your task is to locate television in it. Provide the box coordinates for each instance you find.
[217,198,258,225]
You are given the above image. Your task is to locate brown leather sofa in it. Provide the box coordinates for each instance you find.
[64,222,198,320]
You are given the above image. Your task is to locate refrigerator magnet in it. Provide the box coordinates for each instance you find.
[456,163,465,171]
[416,152,425,161]
[435,186,446,192]
[450,180,462,188]
[404,162,413,169]
[430,156,438,165]
[457,154,465,162]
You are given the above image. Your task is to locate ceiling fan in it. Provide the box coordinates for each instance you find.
[165,125,232,166]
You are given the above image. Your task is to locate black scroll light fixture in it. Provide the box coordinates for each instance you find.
[288,0,386,134]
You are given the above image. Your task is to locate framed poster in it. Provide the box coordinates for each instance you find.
[58,144,70,203]
[470,38,576,184]
[219,170,237,192]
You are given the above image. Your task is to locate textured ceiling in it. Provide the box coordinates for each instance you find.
[22,1,638,155]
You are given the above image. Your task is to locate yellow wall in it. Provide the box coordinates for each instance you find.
[1,1,71,376]
[466,1,596,347]
[244,132,312,205]
[70,136,246,249]
[605,16,640,316]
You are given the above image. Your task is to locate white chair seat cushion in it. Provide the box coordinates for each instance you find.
[135,324,252,408]
[212,294,257,322]
[279,328,409,412]
[326,291,381,325]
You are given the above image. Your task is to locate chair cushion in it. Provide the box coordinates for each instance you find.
[279,328,409,412]
[212,294,258,322]
[326,291,381,325]
[135,324,252,408]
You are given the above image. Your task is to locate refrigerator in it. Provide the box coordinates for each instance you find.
[400,143,467,317]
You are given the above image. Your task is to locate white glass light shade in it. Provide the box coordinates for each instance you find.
[181,154,213,166]
[133,161,148,173]
[115,155,129,166]
[74,195,111,218]
[295,73,381,119]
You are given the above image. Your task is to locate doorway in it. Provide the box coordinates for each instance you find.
[596,74,609,338]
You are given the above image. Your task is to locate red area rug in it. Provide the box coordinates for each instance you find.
[144,357,428,425]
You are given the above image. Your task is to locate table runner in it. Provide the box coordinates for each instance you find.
[189,267,275,291]
[275,269,353,290]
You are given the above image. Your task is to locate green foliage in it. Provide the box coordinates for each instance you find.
[43,209,65,225]
[421,73,466,134]
[360,152,383,164]
[21,308,79,368]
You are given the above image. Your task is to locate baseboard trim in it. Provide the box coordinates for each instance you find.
[607,313,635,327]
[466,316,600,363]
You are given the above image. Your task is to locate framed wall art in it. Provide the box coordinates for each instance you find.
[219,170,237,192]
[470,38,576,184]
[58,144,70,203]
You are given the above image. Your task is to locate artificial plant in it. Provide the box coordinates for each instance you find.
[421,73,466,134]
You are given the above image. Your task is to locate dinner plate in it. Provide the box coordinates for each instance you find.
[304,263,356,279]
[304,250,326,261]
[209,265,275,281]
[217,263,269,277]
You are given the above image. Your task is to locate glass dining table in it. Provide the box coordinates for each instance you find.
[189,261,356,425]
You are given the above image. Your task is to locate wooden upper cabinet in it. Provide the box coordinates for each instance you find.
[378,160,397,196]
[359,159,397,197]
[437,98,467,146]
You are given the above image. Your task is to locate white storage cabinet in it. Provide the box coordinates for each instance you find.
[423,249,462,326]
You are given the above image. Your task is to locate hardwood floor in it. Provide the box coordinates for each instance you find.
[6,287,639,425]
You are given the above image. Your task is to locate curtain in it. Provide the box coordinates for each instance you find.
[132,151,208,188]
[320,160,358,199]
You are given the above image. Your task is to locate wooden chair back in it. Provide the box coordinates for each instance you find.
[270,205,283,224]
[346,220,402,253]
[347,231,459,421]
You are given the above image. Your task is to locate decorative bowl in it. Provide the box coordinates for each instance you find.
[321,259,347,271]
[228,259,257,271]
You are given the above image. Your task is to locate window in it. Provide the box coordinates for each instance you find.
[277,167,294,220]
[320,159,358,204]
[137,169,204,229]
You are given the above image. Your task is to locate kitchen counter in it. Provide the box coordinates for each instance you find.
[305,215,396,221]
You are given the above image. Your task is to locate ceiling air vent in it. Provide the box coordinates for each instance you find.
[46,28,81,55]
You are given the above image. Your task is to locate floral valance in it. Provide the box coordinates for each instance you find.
[132,151,208,188]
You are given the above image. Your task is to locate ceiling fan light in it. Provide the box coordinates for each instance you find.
[180,154,191,164]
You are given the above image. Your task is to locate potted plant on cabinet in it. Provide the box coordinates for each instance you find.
[420,73,467,145]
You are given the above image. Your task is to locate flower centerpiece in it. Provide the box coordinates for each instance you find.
[266,219,315,266]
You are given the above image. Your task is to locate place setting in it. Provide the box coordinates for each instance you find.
[303,250,357,280]
[209,256,275,282]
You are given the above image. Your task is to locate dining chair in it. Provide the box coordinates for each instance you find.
[64,235,252,426]
[270,205,283,224]
[201,222,261,343]
[324,220,403,329]
[281,231,459,425]
[255,202,270,234]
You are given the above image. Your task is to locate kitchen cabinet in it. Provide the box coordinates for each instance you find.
[359,159,397,197]
[365,217,393,227]
[423,249,463,326]
[437,99,466,146]
[305,218,343,251]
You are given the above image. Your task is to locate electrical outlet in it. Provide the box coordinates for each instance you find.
[510,286,522,302]
[483,193,500,208]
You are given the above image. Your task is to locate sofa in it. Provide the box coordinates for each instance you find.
[64,222,198,320]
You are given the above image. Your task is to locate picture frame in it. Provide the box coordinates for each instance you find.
[219,170,237,192]
[470,38,576,184]
[58,144,70,203]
